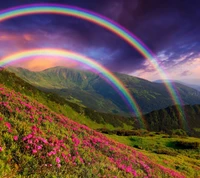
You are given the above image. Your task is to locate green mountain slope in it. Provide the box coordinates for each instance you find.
[97,104,200,138]
[0,68,134,130]
[8,66,200,115]
[144,105,200,137]
[0,70,199,177]
[1,84,189,177]
[155,80,200,92]
[1,68,200,137]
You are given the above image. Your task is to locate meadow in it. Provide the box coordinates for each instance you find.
[0,84,188,177]
[108,133,200,178]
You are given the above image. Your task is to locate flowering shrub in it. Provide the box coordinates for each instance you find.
[0,85,186,177]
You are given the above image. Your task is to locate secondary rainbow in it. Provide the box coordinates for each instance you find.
[0,48,145,126]
[0,4,186,128]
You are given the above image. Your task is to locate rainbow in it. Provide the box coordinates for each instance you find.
[0,48,145,127]
[0,4,186,129]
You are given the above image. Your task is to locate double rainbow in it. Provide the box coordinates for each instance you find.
[0,4,186,128]
[0,49,144,127]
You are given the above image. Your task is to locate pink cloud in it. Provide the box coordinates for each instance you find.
[10,56,81,71]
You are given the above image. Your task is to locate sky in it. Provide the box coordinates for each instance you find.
[0,0,199,84]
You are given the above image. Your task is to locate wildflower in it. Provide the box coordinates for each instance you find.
[57,163,61,168]
[28,140,33,144]
[32,149,37,154]
[5,122,11,130]
[13,136,18,141]
[56,157,60,163]
[126,166,132,173]
[25,145,30,149]
[37,145,42,150]
[0,147,3,152]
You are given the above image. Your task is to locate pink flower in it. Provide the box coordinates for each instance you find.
[41,138,48,144]
[0,147,3,152]
[0,117,3,121]
[32,149,37,154]
[56,157,60,163]
[47,151,56,157]
[13,136,18,141]
[37,145,42,150]
[5,122,11,130]
[25,145,30,149]
[28,140,33,144]
[126,166,132,173]
[32,125,38,132]
[57,163,61,168]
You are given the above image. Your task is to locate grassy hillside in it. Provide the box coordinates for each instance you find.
[8,67,124,114]
[0,68,134,130]
[1,68,200,137]
[97,104,200,138]
[0,84,187,177]
[144,105,200,137]
[8,66,200,115]
[107,133,200,178]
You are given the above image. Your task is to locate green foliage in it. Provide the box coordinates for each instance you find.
[108,133,200,177]
[153,148,178,156]
[0,69,133,130]
[8,66,200,115]
[144,105,200,137]
[1,68,200,138]
[0,68,200,177]
[0,84,188,177]
[172,140,200,149]
[171,129,188,137]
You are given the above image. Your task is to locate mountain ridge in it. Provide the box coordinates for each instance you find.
[1,68,200,137]
[7,66,200,115]
[0,69,199,177]
[155,79,200,92]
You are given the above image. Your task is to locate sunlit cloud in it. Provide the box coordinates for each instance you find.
[131,52,200,83]
[23,34,34,41]
[8,56,81,71]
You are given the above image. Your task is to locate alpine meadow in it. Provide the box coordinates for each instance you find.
[0,1,200,178]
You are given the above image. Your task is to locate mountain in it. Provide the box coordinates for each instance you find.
[144,104,200,137]
[97,104,200,138]
[1,68,200,138]
[0,68,134,130]
[187,84,200,92]
[8,66,200,115]
[1,68,200,137]
[155,79,200,92]
[0,74,186,177]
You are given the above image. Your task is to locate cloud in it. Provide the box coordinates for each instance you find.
[23,34,34,41]
[9,56,81,71]
[0,0,199,83]
[180,70,192,77]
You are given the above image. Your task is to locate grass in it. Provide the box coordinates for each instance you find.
[0,84,187,177]
[0,69,133,131]
[107,133,200,178]
[1,69,199,177]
